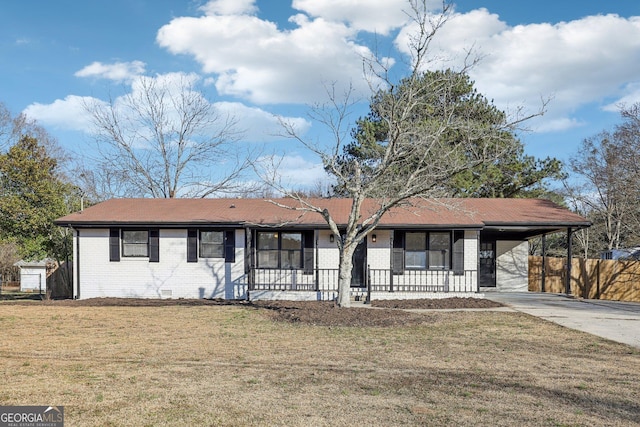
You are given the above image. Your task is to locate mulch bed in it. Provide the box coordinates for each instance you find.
[253,298,504,327]
[4,296,503,327]
[372,298,504,310]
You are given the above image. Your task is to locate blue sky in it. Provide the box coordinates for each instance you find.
[2,0,640,191]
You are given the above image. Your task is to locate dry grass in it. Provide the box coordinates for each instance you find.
[0,303,639,426]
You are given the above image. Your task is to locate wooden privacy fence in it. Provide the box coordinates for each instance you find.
[529,256,640,302]
[47,261,72,299]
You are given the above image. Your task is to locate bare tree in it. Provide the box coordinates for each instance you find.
[567,134,628,252]
[258,0,543,307]
[84,74,251,198]
[567,103,640,256]
[0,102,64,158]
[0,241,20,287]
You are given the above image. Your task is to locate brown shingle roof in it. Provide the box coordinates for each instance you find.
[55,198,590,230]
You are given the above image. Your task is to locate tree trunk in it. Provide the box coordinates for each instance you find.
[336,240,357,308]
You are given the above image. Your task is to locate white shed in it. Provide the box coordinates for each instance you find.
[14,259,49,293]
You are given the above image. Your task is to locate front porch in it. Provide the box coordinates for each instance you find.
[247,267,479,301]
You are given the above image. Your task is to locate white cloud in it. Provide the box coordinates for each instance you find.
[75,60,146,83]
[531,116,585,133]
[278,155,330,188]
[156,2,640,135]
[292,0,410,35]
[603,82,640,112]
[215,101,311,142]
[23,72,309,144]
[23,95,100,132]
[129,71,201,101]
[258,154,330,189]
[199,0,258,16]
[396,10,640,132]
[156,3,379,104]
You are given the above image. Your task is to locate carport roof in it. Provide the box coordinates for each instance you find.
[55,197,590,233]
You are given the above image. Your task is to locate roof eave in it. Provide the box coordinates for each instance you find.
[482,221,592,232]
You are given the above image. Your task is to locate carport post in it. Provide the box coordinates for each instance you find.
[541,234,546,293]
[566,227,573,295]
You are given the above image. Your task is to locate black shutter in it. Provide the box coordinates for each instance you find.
[149,229,160,263]
[392,230,404,275]
[224,230,236,263]
[245,229,254,275]
[453,230,464,275]
[109,228,120,262]
[303,230,315,274]
[187,229,198,263]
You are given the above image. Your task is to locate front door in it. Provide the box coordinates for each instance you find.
[351,239,367,287]
[479,240,496,287]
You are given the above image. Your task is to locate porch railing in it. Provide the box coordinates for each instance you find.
[248,267,477,293]
[369,269,477,293]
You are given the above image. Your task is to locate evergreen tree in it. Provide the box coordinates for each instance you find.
[339,70,563,198]
[0,136,72,259]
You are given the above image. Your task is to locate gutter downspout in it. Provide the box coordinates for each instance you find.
[69,226,80,300]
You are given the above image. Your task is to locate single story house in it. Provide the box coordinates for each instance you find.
[54,198,590,301]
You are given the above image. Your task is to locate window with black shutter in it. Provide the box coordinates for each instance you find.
[256,231,304,269]
[109,228,159,262]
[200,230,225,258]
[187,229,236,262]
[122,230,149,257]
[392,230,462,273]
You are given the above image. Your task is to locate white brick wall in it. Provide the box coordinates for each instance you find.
[366,230,391,270]
[72,227,482,300]
[74,228,246,299]
[464,230,479,272]
[316,230,392,270]
[317,230,339,270]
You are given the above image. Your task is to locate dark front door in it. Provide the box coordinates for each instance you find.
[351,239,367,287]
[479,240,496,287]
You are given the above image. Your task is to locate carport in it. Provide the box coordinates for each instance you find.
[479,207,591,294]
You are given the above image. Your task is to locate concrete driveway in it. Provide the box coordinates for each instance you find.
[484,292,640,349]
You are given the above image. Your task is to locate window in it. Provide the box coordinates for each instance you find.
[187,229,235,263]
[122,230,149,257]
[281,232,302,269]
[257,232,279,268]
[200,230,224,258]
[429,232,450,269]
[397,231,452,271]
[405,232,427,269]
[256,231,303,269]
[109,228,158,262]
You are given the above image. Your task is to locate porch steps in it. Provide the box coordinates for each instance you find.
[350,288,368,303]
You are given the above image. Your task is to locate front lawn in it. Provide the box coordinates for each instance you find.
[0,301,638,426]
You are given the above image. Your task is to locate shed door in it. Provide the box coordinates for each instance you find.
[21,273,42,291]
[479,240,496,287]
